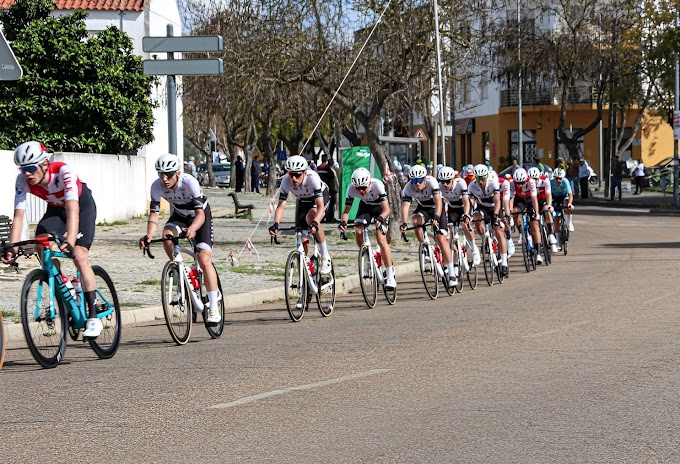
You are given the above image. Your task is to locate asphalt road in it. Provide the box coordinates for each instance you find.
[1,207,679,463]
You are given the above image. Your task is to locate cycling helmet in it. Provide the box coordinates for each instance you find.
[408,164,427,179]
[437,166,455,181]
[284,155,308,172]
[14,141,50,166]
[351,167,371,187]
[155,153,181,173]
[473,164,489,178]
[513,168,528,183]
[553,167,566,179]
[527,166,541,179]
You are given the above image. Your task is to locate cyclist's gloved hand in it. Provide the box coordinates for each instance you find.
[59,241,73,256]
[139,235,151,249]
[531,212,539,221]
[548,206,555,213]
[431,214,440,226]
[268,222,279,236]
[567,203,574,210]
[461,213,471,224]
[1,246,16,264]
[308,221,319,234]
[399,223,408,233]
[338,221,347,232]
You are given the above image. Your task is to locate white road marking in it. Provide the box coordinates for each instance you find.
[524,320,590,339]
[208,368,391,410]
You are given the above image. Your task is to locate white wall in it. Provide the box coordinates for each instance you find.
[0,152,148,224]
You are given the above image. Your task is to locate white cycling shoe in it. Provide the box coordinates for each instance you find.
[384,275,397,290]
[507,240,515,257]
[472,249,481,266]
[82,318,103,338]
[206,307,221,324]
[448,277,458,288]
[568,223,575,232]
[320,257,332,275]
[536,254,544,265]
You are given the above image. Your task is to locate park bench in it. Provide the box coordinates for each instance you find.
[228,192,254,217]
[0,215,11,244]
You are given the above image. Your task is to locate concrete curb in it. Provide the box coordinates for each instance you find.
[2,260,421,343]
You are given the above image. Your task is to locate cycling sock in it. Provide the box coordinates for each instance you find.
[386,267,395,279]
[446,262,455,278]
[207,290,218,311]
[318,241,329,258]
[501,253,508,266]
[84,290,97,319]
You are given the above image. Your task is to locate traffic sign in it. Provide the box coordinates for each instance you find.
[143,58,223,76]
[673,110,680,141]
[0,30,22,81]
[413,128,428,141]
[143,35,223,53]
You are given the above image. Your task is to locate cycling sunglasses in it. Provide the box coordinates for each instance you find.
[515,180,525,185]
[410,177,425,185]
[477,175,487,182]
[158,171,178,179]
[288,171,304,179]
[20,164,40,174]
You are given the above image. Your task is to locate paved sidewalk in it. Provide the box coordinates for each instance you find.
[576,180,680,212]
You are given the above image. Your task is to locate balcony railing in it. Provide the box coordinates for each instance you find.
[500,86,595,107]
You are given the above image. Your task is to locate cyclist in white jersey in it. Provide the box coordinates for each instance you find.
[269,155,332,274]
[467,164,509,277]
[399,165,457,287]
[437,166,480,266]
[339,167,396,290]
[139,154,221,324]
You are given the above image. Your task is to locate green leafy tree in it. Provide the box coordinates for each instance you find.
[0,0,155,153]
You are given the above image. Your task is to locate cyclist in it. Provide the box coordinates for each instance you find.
[468,164,508,277]
[269,155,332,275]
[438,166,480,267]
[138,153,221,324]
[399,164,457,288]
[338,167,396,290]
[1,141,103,338]
[528,167,558,253]
[491,170,515,258]
[510,168,545,264]
[550,167,574,251]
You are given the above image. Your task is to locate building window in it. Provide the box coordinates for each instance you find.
[480,80,488,100]
[510,130,537,163]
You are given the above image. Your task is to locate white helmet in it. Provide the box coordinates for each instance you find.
[527,167,541,179]
[437,166,456,181]
[408,164,427,179]
[155,153,181,173]
[513,168,528,183]
[14,141,50,166]
[351,167,371,187]
[473,164,489,178]
[553,167,566,179]
[284,155,308,172]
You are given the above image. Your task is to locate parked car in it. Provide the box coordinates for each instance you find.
[213,162,231,188]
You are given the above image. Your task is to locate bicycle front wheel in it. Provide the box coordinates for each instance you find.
[482,237,494,286]
[204,263,226,338]
[358,246,377,308]
[382,269,397,305]
[161,261,192,345]
[521,231,531,272]
[467,258,478,290]
[21,269,67,369]
[88,265,122,359]
[541,224,552,265]
[316,262,335,317]
[451,241,464,293]
[419,242,438,299]
[284,250,306,322]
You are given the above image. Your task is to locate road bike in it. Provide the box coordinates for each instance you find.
[519,211,538,272]
[403,223,453,299]
[340,219,397,308]
[555,206,569,255]
[144,233,225,345]
[477,220,505,286]
[449,221,478,292]
[539,211,552,266]
[274,226,336,322]
[3,236,121,368]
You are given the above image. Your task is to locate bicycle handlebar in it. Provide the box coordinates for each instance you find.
[142,231,191,260]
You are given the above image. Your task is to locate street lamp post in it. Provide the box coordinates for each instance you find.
[517,0,524,166]
[674,8,679,207]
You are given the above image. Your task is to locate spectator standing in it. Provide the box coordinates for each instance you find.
[609,155,624,201]
[187,156,197,178]
[250,160,260,193]
[578,158,590,199]
[633,159,646,195]
[567,157,580,197]
[234,156,245,192]
[316,154,339,222]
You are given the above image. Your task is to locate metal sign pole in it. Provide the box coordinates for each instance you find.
[167,24,177,156]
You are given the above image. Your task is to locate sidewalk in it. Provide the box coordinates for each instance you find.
[576,180,680,212]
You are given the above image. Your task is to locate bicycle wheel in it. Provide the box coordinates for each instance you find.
[161,261,192,345]
[495,249,505,284]
[482,237,494,286]
[88,265,122,359]
[204,263,226,338]
[521,230,531,272]
[358,246,377,308]
[382,267,397,304]
[0,314,5,370]
[419,242,438,299]
[284,250,306,322]
[316,262,335,317]
[467,258,478,289]
[561,219,569,255]
[20,269,67,369]
[451,240,464,293]
[541,224,552,265]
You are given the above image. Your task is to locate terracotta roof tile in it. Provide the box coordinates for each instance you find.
[0,1,145,11]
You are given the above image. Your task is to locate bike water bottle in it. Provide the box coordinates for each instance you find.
[188,267,200,290]
[306,256,315,274]
[374,251,382,268]
[71,277,82,306]
[60,275,77,303]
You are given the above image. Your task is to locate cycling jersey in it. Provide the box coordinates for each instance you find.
[498,177,512,201]
[439,178,468,207]
[468,178,500,208]
[550,178,572,197]
[511,179,537,200]
[345,179,388,206]
[150,173,208,217]
[14,162,83,210]
[535,175,551,201]
[401,176,440,207]
[279,169,328,202]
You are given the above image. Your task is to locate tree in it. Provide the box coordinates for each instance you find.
[0,0,155,153]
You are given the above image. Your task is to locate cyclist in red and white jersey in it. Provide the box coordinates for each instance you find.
[400,164,457,287]
[139,153,221,324]
[490,170,515,257]
[510,168,545,264]
[468,164,508,277]
[339,167,396,290]
[528,167,558,253]
[269,155,332,275]
[438,166,480,266]
[1,141,103,338]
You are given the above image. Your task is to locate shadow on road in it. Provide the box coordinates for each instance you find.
[601,242,680,249]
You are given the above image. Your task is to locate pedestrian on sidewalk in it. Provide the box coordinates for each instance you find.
[609,155,624,201]
[633,159,645,195]
[567,156,580,198]
[578,158,590,199]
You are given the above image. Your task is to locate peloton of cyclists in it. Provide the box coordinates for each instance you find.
[338,167,397,290]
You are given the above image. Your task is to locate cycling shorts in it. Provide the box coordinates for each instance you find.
[414,205,447,230]
[295,190,330,229]
[35,183,97,249]
[165,204,214,252]
[354,202,389,227]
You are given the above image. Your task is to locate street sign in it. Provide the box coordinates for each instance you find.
[143,58,223,76]
[673,110,680,141]
[413,128,428,141]
[0,30,22,81]
[143,35,223,53]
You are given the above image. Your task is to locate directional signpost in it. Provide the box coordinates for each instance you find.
[143,26,223,155]
[0,30,22,81]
